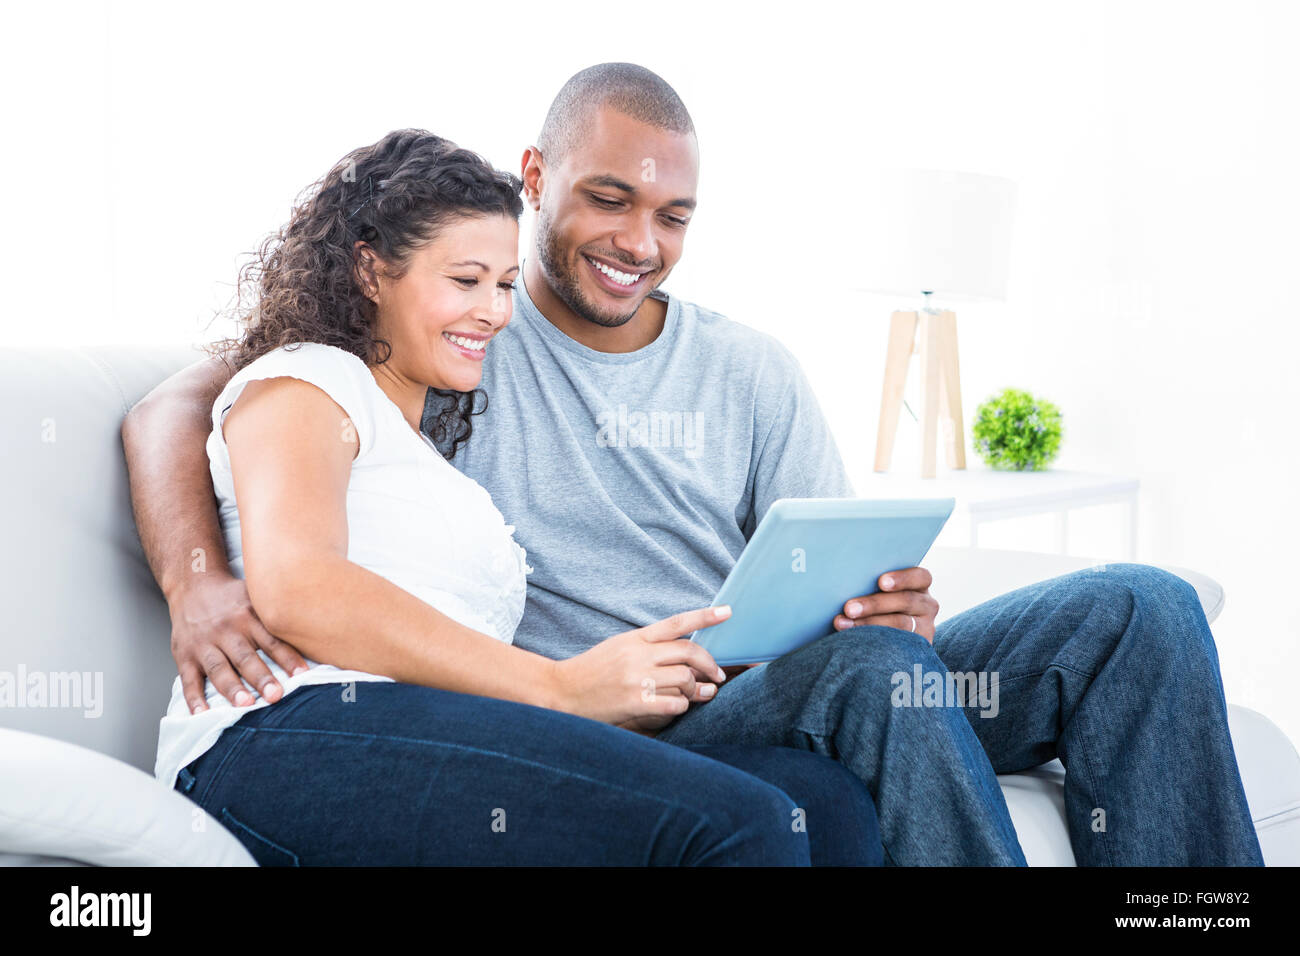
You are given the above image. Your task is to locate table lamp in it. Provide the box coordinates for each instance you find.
[854,168,1017,478]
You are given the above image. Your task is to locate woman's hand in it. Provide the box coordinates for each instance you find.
[550,606,732,729]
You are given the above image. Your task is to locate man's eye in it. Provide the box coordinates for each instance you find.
[663,215,689,228]
[591,195,622,208]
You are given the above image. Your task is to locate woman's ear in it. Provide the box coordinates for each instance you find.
[353,241,382,304]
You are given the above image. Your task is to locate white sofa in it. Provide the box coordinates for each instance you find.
[2,346,1297,866]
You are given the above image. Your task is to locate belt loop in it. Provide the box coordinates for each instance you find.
[177,765,197,794]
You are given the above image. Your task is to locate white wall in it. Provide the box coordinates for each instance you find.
[4,0,1297,743]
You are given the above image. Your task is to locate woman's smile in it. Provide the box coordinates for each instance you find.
[442,329,492,361]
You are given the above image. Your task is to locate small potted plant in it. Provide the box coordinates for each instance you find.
[971,388,1063,471]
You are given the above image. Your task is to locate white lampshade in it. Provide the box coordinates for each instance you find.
[852,168,1017,302]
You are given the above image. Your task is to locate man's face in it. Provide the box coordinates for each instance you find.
[532,106,699,327]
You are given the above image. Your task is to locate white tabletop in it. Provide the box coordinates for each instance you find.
[857,467,1139,515]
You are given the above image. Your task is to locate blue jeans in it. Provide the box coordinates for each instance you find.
[175,681,882,866]
[657,562,1264,866]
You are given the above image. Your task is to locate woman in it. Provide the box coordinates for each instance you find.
[158,129,880,865]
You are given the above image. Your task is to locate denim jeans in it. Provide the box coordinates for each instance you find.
[175,680,882,866]
[656,562,1264,866]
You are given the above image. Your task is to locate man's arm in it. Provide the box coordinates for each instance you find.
[121,356,308,713]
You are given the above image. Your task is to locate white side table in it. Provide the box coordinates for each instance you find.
[857,467,1141,559]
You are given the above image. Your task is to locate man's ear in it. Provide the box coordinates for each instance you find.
[520,146,544,212]
[353,241,382,303]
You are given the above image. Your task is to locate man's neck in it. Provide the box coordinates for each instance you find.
[523,258,667,354]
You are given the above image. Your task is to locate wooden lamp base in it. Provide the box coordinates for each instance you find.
[873,309,967,479]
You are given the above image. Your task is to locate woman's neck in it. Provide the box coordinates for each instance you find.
[368,363,426,433]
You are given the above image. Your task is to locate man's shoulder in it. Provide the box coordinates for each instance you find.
[671,293,804,382]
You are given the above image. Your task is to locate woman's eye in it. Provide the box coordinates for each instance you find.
[453,277,478,288]
[498,282,516,291]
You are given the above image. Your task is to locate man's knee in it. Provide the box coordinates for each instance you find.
[1063,562,1218,669]
[1084,562,1196,602]
[800,626,944,685]
[1060,561,1198,613]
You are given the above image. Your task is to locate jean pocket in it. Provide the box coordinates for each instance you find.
[219,808,301,867]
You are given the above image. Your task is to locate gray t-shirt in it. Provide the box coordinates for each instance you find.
[423,270,854,660]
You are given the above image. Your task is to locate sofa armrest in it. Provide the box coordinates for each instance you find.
[0,728,254,866]
[926,546,1225,625]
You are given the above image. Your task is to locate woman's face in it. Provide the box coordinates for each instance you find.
[372,214,520,393]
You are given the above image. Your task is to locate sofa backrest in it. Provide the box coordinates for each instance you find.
[1,347,199,772]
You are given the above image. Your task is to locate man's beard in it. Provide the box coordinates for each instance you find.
[536,208,643,329]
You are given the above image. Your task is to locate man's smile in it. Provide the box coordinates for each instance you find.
[582,253,653,296]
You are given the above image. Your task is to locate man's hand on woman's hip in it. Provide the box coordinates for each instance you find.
[169,572,309,713]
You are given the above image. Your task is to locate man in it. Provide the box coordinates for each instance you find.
[122,62,1262,865]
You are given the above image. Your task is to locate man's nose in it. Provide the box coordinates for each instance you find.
[612,213,658,264]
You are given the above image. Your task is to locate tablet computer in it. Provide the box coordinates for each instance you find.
[691,497,955,666]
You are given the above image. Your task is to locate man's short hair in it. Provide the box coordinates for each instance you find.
[537,62,695,164]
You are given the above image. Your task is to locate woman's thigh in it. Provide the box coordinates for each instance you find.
[178,681,810,866]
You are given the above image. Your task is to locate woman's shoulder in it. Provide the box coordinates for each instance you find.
[214,343,380,452]
[230,342,372,388]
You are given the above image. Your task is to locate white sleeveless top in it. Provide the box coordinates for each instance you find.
[154,343,531,789]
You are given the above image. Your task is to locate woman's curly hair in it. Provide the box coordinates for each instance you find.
[211,128,524,458]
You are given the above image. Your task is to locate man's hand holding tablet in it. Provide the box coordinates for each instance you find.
[834,566,941,643]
